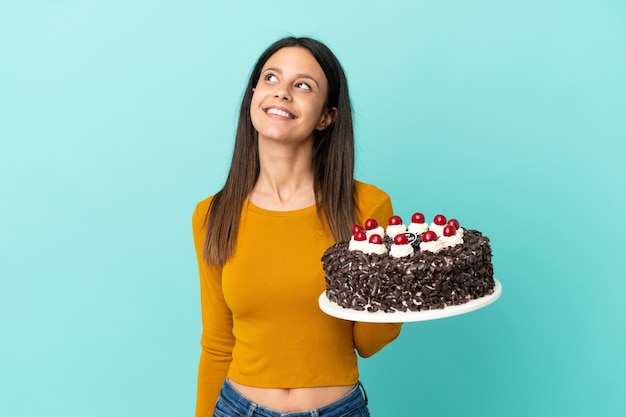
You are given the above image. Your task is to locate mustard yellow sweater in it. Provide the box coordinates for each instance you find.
[192,181,402,416]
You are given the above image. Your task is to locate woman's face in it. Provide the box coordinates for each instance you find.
[250,47,334,146]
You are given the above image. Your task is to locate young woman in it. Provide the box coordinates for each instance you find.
[192,36,402,417]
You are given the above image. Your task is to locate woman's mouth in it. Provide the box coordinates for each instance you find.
[265,107,296,119]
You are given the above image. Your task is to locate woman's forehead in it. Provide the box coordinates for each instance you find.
[262,47,326,80]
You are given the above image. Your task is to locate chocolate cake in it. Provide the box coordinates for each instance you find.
[321,214,495,313]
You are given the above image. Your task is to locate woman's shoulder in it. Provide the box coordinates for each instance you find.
[194,194,216,214]
[354,180,390,203]
[353,180,392,221]
[192,194,217,229]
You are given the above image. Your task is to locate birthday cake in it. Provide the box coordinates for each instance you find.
[321,213,495,313]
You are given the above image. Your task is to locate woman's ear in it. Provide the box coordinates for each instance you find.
[316,107,338,131]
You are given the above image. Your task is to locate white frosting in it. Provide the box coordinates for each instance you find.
[348,237,368,252]
[408,222,428,235]
[386,224,407,239]
[457,227,465,237]
[389,243,414,258]
[429,223,446,237]
[365,226,384,239]
[364,242,387,255]
[440,231,464,248]
[419,239,445,253]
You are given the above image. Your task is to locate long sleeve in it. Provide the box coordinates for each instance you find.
[353,183,403,358]
[192,202,235,417]
[354,322,402,358]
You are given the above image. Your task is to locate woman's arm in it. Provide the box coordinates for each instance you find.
[192,204,235,417]
[352,182,404,357]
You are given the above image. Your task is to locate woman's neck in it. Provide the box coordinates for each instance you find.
[248,138,316,211]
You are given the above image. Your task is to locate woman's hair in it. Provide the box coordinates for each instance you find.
[203,36,356,266]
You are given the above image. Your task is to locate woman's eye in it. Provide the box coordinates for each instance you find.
[296,82,312,91]
[265,74,278,82]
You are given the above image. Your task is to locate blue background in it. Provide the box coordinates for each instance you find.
[1,1,625,416]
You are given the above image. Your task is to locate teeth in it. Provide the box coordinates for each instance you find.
[266,108,293,118]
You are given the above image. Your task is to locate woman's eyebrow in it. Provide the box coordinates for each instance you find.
[297,73,320,89]
[263,67,320,89]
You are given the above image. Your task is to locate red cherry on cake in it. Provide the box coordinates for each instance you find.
[354,231,367,241]
[365,218,378,230]
[443,225,456,237]
[388,215,402,226]
[411,212,425,223]
[447,219,460,230]
[433,214,447,226]
[422,231,437,242]
[369,234,383,244]
[352,224,364,236]
[394,233,409,245]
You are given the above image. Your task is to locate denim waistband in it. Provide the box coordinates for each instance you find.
[216,378,368,417]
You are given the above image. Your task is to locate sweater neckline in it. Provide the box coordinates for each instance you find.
[244,199,317,217]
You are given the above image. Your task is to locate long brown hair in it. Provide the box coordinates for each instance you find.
[203,37,356,266]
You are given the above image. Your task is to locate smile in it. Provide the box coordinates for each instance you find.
[265,107,296,119]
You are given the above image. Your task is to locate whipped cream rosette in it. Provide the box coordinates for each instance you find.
[407,212,428,235]
[348,227,369,252]
[419,230,445,253]
[441,232,463,248]
[385,215,407,239]
[408,223,429,235]
[389,233,414,258]
[440,220,464,248]
[428,214,448,236]
[364,218,384,239]
[364,234,387,255]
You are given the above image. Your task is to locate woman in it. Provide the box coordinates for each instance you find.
[192,36,402,417]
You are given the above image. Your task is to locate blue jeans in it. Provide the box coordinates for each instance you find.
[213,379,370,417]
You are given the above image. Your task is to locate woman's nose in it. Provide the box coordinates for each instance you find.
[274,84,291,100]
